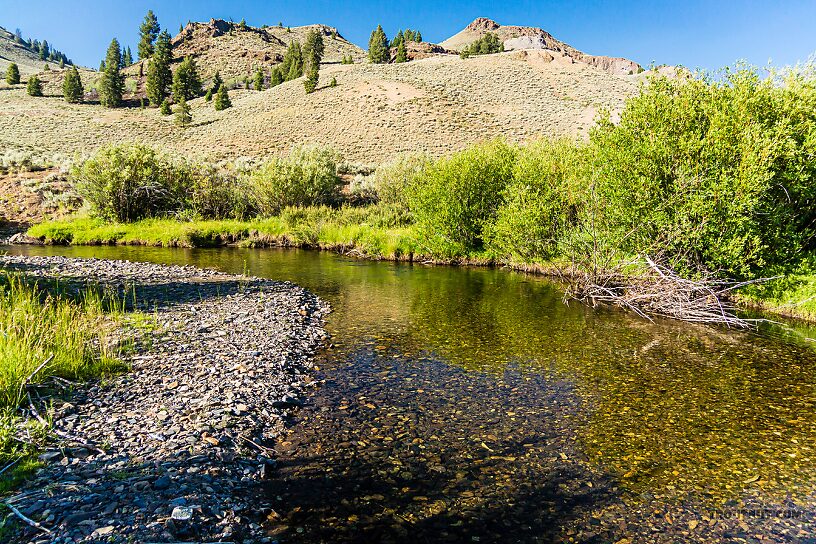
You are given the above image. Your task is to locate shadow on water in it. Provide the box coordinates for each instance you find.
[5,244,816,541]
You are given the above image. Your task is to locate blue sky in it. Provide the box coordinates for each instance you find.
[1,0,814,71]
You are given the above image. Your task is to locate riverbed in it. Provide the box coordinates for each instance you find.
[5,244,816,542]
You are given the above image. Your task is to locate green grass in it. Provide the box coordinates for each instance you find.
[736,260,816,321]
[28,205,423,260]
[0,274,130,492]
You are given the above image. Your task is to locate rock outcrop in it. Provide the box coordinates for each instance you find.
[442,17,642,76]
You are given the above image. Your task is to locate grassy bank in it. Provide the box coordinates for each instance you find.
[28,209,425,260]
[0,274,128,492]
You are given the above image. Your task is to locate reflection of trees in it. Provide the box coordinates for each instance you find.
[14,245,816,503]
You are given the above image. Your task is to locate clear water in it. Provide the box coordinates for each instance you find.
[5,244,816,541]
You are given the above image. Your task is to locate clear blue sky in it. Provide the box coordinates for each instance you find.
[1,0,814,71]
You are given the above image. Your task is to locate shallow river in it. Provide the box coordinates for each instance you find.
[5,245,816,542]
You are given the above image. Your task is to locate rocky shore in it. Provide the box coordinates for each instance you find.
[0,255,330,543]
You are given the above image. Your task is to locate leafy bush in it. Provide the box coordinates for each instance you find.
[185,166,253,220]
[73,144,190,222]
[249,146,342,216]
[407,139,515,257]
[587,65,816,277]
[372,152,431,207]
[485,139,582,261]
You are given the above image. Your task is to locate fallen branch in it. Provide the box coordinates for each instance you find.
[2,501,52,535]
[17,354,54,402]
[565,255,771,328]
[0,457,22,476]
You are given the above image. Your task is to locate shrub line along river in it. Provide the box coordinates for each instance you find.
[5,244,816,543]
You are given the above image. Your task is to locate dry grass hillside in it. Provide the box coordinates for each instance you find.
[126,19,367,84]
[442,18,641,76]
[0,26,48,77]
[0,49,641,165]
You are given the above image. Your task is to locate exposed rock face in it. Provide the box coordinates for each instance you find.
[442,17,642,76]
[125,19,366,83]
[392,41,455,61]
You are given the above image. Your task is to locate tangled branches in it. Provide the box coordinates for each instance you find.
[564,256,773,328]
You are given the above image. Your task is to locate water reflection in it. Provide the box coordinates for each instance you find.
[5,244,816,530]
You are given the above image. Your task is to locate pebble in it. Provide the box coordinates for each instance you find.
[2,255,329,543]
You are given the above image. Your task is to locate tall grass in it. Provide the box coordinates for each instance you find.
[0,275,125,466]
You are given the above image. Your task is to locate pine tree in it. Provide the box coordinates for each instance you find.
[39,40,49,60]
[205,89,212,101]
[304,55,319,93]
[62,66,84,102]
[171,56,202,102]
[391,30,404,48]
[254,67,264,90]
[280,41,303,81]
[415,31,422,42]
[211,71,223,94]
[146,31,172,106]
[59,58,65,69]
[329,77,337,87]
[238,18,247,30]
[160,98,171,115]
[214,85,231,110]
[123,46,133,66]
[303,29,324,61]
[43,64,50,71]
[368,25,389,64]
[6,63,20,85]
[175,96,192,126]
[99,60,106,72]
[138,10,161,60]
[395,40,408,63]
[270,67,283,87]
[99,38,124,107]
[26,75,43,96]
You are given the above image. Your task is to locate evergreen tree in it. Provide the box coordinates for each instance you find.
[329,76,337,87]
[254,67,264,90]
[211,71,223,94]
[39,40,49,60]
[238,18,247,30]
[6,63,20,85]
[138,10,161,60]
[205,89,212,101]
[391,30,404,48]
[26,75,43,97]
[415,31,422,42]
[214,85,231,110]
[43,63,50,71]
[303,29,324,61]
[99,38,124,107]
[368,25,389,64]
[280,41,303,81]
[270,67,283,87]
[304,54,319,93]
[160,98,171,115]
[62,66,84,102]
[171,56,202,101]
[175,96,192,126]
[395,40,408,63]
[14,28,22,44]
[146,30,172,105]
[123,46,133,66]
[59,58,65,69]
[99,59,106,71]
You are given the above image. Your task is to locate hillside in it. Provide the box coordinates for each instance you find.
[441,18,641,76]
[126,19,367,84]
[0,26,46,77]
[0,49,640,165]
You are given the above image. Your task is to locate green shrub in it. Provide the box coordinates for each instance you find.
[186,166,253,220]
[485,139,582,261]
[587,65,816,277]
[407,139,515,257]
[250,146,342,216]
[372,152,431,207]
[73,144,189,222]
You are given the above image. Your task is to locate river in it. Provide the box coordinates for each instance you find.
[5,244,816,542]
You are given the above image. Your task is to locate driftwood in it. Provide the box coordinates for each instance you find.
[565,255,772,328]
[2,502,52,534]
[17,354,54,402]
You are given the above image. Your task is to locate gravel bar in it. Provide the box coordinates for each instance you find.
[1,255,330,543]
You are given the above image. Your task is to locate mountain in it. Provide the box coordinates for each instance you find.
[441,18,641,76]
[0,26,46,77]
[0,48,640,164]
[127,19,367,83]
